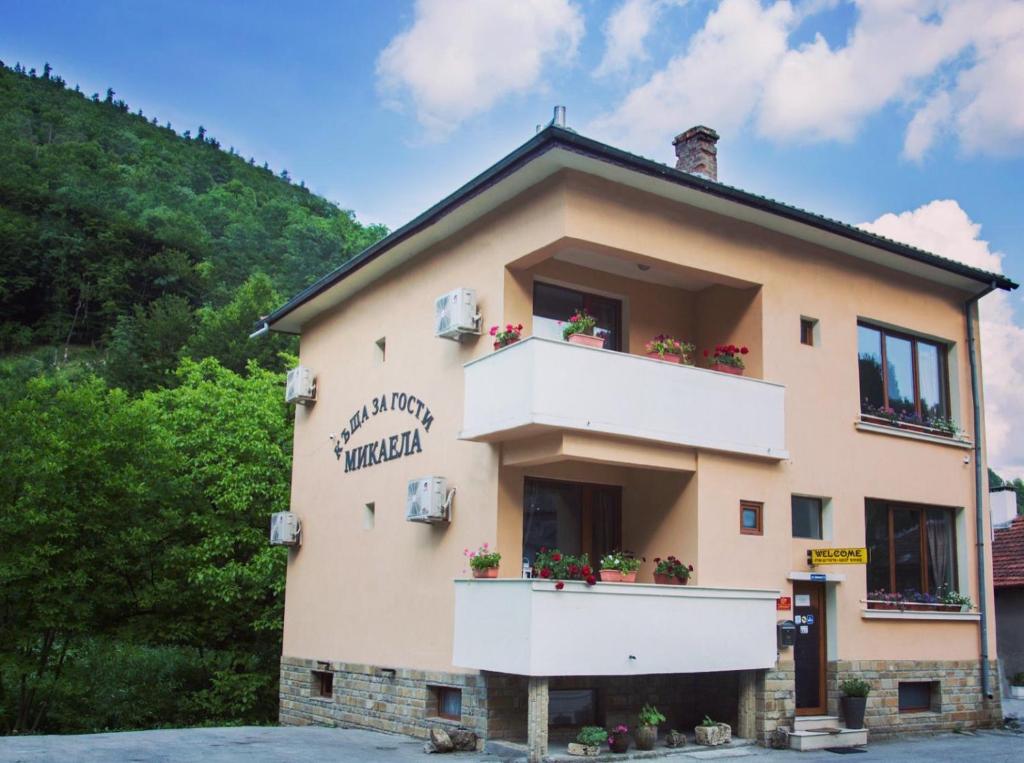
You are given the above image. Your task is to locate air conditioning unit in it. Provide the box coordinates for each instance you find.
[285,366,316,405]
[434,288,479,339]
[405,476,453,523]
[270,511,301,546]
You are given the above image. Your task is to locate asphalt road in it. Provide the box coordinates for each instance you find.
[0,726,1021,762]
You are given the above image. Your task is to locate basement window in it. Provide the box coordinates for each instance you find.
[898,681,937,712]
[364,502,375,530]
[550,689,597,727]
[312,669,334,699]
[430,686,462,721]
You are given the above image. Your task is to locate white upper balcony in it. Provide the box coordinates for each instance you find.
[460,337,787,460]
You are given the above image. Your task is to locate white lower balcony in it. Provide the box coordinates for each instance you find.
[460,337,787,460]
[453,579,780,676]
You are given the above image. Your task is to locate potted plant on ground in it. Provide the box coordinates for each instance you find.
[839,678,870,729]
[1010,673,1024,700]
[489,323,523,350]
[607,724,630,753]
[694,715,731,746]
[665,729,686,748]
[599,552,641,582]
[533,547,597,587]
[464,543,501,578]
[653,556,693,585]
[568,726,607,757]
[634,704,666,751]
[644,334,694,364]
[704,344,748,375]
[562,310,604,348]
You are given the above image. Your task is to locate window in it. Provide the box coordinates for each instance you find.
[532,281,623,351]
[363,502,375,530]
[857,323,949,422]
[800,317,817,346]
[522,478,621,567]
[430,686,462,720]
[549,689,597,727]
[792,496,823,539]
[865,500,957,596]
[898,681,936,712]
[311,670,333,699]
[375,337,386,364]
[740,501,763,535]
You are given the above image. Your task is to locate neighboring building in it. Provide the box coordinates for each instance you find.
[263,116,1015,758]
[993,489,1024,694]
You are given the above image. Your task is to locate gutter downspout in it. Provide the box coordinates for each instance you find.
[966,282,996,701]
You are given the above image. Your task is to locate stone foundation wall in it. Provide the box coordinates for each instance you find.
[756,661,795,745]
[828,660,1002,736]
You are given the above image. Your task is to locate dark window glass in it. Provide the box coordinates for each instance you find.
[533,281,622,351]
[312,670,333,698]
[892,507,922,593]
[885,334,915,416]
[523,480,582,565]
[865,501,957,596]
[435,687,462,720]
[801,318,816,346]
[865,501,891,593]
[898,682,933,712]
[858,325,884,410]
[792,497,823,539]
[917,342,944,419]
[549,689,596,727]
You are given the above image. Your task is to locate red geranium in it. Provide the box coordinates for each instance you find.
[555,581,564,590]
[551,552,562,562]
[540,567,551,579]
[585,575,596,586]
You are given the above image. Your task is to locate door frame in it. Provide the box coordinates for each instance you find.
[793,581,828,717]
[522,477,622,564]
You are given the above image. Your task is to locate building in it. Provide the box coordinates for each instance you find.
[261,115,1015,758]
[992,488,1024,696]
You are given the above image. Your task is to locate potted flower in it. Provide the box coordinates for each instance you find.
[665,729,686,748]
[866,589,903,610]
[562,310,604,348]
[634,704,665,751]
[568,726,607,757]
[1010,673,1024,700]
[939,587,973,612]
[839,678,870,729]
[704,344,748,375]
[533,548,597,587]
[607,724,630,754]
[905,589,940,611]
[464,543,501,578]
[653,556,693,585]
[694,715,731,746]
[644,334,694,364]
[489,323,523,350]
[599,552,641,583]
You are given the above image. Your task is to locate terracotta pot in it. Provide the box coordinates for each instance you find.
[568,333,605,349]
[599,569,622,582]
[619,571,637,583]
[646,351,681,363]
[634,725,657,751]
[472,566,499,579]
[609,734,630,753]
[654,573,682,585]
[493,338,518,351]
[710,362,743,375]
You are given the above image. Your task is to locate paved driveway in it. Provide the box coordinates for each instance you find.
[0,726,1021,762]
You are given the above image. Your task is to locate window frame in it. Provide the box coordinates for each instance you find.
[865,499,958,595]
[431,685,463,721]
[800,318,816,346]
[532,280,624,352]
[898,681,936,713]
[740,500,764,536]
[791,496,823,539]
[857,321,951,421]
[311,669,334,699]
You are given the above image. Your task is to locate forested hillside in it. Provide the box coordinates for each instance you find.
[0,61,387,733]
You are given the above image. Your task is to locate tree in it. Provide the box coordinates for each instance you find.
[105,295,196,392]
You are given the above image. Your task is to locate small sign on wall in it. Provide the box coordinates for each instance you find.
[776,596,792,611]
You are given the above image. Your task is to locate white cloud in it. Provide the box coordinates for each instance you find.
[591,0,1024,161]
[594,0,683,77]
[376,0,584,140]
[860,200,1024,478]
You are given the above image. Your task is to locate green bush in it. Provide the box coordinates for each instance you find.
[839,678,871,697]
[576,726,608,746]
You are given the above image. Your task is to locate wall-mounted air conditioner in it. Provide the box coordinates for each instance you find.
[270,511,302,546]
[285,366,316,405]
[434,288,479,340]
[405,476,453,523]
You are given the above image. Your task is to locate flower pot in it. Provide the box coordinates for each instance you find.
[493,338,518,351]
[646,351,681,363]
[599,569,622,582]
[653,573,682,585]
[609,734,630,753]
[634,725,657,751]
[1009,685,1024,700]
[568,333,605,349]
[567,742,600,757]
[694,723,731,746]
[710,362,743,375]
[665,730,686,748]
[841,696,867,730]
[472,566,499,578]
[619,570,637,583]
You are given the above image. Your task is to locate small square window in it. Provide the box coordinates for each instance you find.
[364,502,375,530]
[898,681,935,712]
[311,669,333,699]
[740,501,763,535]
[800,317,817,346]
[792,496,823,539]
[430,686,462,720]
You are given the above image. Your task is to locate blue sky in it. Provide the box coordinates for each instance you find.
[4,0,1024,474]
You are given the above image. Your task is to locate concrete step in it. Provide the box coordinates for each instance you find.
[789,727,868,752]
[792,715,840,732]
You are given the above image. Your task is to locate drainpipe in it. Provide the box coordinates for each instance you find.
[965,282,996,700]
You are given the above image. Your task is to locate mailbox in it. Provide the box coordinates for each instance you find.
[777,620,797,648]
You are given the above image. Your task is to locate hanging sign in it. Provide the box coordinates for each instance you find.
[333,392,435,473]
[807,547,867,566]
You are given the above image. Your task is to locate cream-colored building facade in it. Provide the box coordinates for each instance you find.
[265,123,1015,757]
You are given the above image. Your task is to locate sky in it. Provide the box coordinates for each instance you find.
[3,0,1024,474]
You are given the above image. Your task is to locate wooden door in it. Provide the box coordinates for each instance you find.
[793,582,827,716]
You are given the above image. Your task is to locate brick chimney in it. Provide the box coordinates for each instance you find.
[673,126,719,181]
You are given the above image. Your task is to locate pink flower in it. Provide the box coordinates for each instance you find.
[489,326,498,336]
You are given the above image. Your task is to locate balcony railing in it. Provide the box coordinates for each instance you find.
[453,579,780,676]
[460,337,787,460]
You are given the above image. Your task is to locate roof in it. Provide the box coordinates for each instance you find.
[264,126,1017,334]
[994,515,1024,588]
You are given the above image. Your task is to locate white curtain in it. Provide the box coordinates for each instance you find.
[926,509,954,593]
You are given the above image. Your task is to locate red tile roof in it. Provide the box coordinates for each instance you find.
[993,515,1024,588]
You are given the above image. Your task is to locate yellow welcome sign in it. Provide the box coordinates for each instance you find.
[807,547,867,565]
